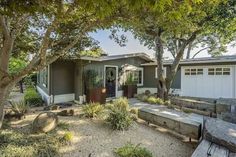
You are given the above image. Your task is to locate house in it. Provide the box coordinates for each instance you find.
[142,55,236,99]
[36,53,157,104]
[37,53,236,105]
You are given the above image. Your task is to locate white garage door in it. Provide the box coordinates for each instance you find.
[181,66,235,98]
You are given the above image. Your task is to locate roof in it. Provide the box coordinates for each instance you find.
[141,55,236,66]
[80,52,153,62]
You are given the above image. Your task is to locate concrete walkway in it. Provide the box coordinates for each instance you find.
[129,98,204,126]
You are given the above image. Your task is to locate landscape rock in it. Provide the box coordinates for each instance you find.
[218,112,236,124]
[32,112,58,133]
[215,102,231,114]
[43,105,60,111]
[58,109,75,116]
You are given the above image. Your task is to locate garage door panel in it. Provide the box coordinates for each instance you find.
[181,66,233,99]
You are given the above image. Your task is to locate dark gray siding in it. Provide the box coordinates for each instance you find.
[142,65,181,89]
[143,66,156,88]
[51,60,75,95]
[170,68,181,89]
[84,57,148,90]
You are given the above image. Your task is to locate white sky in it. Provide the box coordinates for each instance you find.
[90,29,236,59]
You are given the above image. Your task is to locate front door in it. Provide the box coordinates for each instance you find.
[105,66,117,98]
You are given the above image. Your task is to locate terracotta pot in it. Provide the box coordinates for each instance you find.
[123,85,137,98]
[86,87,106,104]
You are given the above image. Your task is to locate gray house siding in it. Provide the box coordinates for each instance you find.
[84,57,148,88]
[143,66,156,88]
[51,60,75,95]
[142,65,181,89]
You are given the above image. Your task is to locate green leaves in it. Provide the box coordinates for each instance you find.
[9,58,27,75]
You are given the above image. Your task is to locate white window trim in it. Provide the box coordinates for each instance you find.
[42,65,50,88]
[155,67,167,78]
[207,67,231,76]
[124,67,143,86]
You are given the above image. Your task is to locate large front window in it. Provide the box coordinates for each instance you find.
[126,68,143,86]
[39,66,48,87]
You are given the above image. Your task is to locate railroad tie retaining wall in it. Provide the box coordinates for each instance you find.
[138,107,201,140]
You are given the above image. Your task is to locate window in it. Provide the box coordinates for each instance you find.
[185,68,203,75]
[197,69,203,75]
[185,69,190,75]
[223,68,230,75]
[208,68,214,75]
[155,67,167,78]
[126,68,143,86]
[39,66,48,88]
[208,67,230,75]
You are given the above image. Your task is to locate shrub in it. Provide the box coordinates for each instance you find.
[144,90,151,96]
[130,108,138,121]
[115,143,153,157]
[130,108,138,115]
[24,88,43,106]
[113,97,129,111]
[61,132,73,143]
[82,102,104,118]
[155,98,164,105]
[10,100,29,115]
[137,94,148,102]
[107,97,133,130]
[164,100,171,106]
[147,96,157,104]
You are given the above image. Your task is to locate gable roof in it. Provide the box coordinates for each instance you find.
[80,52,153,62]
[141,55,236,66]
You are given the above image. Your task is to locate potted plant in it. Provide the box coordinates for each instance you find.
[85,70,106,104]
[123,73,137,98]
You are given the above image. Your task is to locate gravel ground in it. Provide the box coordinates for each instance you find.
[60,116,196,157]
[10,107,196,157]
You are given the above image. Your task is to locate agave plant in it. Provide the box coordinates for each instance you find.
[9,100,29,115]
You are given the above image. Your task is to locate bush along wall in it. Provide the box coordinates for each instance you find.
[24,88,43,106]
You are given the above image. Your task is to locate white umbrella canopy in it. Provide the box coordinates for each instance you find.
[121,64,139,71]
[119,64,139,85]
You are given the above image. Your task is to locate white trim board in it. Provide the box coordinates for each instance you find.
[104,65,118,98]
[53,93,75,104]
[137,87,181,95]
[36,86,51,105]
[137,88,157,94]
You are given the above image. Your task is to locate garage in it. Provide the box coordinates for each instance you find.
[181,65,236,99]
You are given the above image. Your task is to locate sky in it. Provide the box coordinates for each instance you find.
[90,29,236,59]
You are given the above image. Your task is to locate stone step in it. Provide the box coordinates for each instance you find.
[191,140,236,157]
[138,107,202,139]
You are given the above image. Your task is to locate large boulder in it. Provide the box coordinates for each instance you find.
[32,112,58,133]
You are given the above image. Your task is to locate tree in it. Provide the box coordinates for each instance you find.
[0,0,124,128]
[118,0,236,100]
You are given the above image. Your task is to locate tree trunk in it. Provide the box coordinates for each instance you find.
[19,80,24,93]
[0,85,11,129]
[186,41,193,59]
[154,33,168,100]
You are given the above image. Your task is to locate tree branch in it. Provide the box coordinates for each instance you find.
[192,46,210,58]
[0,15,10,39]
